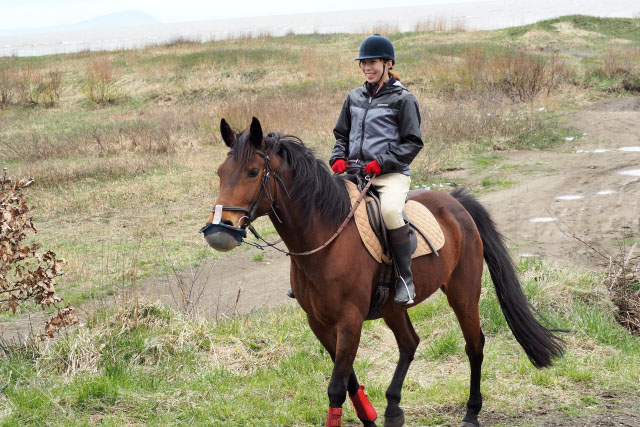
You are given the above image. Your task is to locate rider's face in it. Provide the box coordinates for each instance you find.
[359,58,391,84]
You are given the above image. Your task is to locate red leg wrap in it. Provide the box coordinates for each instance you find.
[349,385,378,422]
[326,407,342,427]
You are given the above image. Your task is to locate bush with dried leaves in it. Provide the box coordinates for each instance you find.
[607,245,640,335]
[0,169,76,338]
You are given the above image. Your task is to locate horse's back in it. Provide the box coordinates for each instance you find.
[408,189,477,232]
[407,188,483,274]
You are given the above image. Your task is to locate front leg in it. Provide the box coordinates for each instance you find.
[309,313,367,426]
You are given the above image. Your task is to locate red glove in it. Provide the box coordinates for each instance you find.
[331,159,347,174]
[365,160,381,176]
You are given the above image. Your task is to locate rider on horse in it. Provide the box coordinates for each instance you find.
[330,34,424,305]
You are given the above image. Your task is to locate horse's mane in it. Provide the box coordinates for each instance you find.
[232,131,351,226]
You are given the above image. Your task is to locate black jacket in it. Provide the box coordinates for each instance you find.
[330,78,423,175]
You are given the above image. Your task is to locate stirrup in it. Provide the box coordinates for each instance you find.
[394,277,414,305]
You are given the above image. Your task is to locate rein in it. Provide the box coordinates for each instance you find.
[206,144,375,257]
[248,176,375,256]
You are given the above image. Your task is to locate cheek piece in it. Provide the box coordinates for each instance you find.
[349,385,378,422]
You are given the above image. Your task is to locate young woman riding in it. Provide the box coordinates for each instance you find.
[330,34,424,305]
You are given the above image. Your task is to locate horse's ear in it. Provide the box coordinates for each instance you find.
[220,118,234,147]
[249,117,263,149]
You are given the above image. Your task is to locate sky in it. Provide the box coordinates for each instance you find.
[0,0,483,30]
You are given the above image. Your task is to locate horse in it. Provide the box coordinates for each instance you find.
[202,117,564,427]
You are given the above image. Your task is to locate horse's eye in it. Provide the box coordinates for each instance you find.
[248,168,259,178]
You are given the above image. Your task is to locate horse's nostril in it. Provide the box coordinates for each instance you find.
[221,220,233,227]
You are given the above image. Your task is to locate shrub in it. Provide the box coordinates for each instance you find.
[584,46,640,93]
[82,57,120,105]
[0,65,19,107]
[492,52,546,102]
[426,46,568,102]
[0,66,63,107]
[37,71,63,107]
[0,170,75,338]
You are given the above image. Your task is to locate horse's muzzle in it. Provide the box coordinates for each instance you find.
[200,222,247,251]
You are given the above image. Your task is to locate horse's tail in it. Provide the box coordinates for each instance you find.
[451,188,564,368]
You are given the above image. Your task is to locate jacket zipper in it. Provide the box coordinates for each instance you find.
[359,95,373,160]
[358,82,400,161]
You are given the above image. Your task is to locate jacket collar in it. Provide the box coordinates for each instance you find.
[364,76,403,96]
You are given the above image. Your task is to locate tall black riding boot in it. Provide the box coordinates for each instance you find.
[388,224,415,306]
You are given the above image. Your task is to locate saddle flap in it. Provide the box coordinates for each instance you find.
[345,180,445,264]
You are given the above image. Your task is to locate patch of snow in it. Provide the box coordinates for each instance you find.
[555,194,584,201]
[529,217,556,223]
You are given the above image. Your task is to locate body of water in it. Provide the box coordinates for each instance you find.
[1,0,638,57]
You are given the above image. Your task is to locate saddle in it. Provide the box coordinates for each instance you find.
[343,175,446,319]
[344,178,445,264]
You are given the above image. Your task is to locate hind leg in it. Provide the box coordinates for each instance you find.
[445,275,485,427]
[382,310,420,427]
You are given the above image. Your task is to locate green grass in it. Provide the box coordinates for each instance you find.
[501,14,640,43]
[512,112,583,150]
[1,260,639,425]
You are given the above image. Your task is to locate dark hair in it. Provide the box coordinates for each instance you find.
[231,131,351,227]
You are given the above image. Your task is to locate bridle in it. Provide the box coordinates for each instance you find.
[201,140,375,256]
[200,143,288,244]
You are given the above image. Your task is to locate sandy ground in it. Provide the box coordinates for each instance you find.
[476,96,640,271]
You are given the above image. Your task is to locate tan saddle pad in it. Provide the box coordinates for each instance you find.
[345,180,445,264]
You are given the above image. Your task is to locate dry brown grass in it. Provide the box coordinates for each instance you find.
[0,26,601,308]
[414,16,467,32]
[82,57,120,105]
[0,65,19,107]
[602,46,640,77]
[0,65,62,107]
[425,46,571,102]
[607,245,640,335]
[366,24,400,35]
[414,96,528,173]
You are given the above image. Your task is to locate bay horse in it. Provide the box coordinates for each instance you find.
[203,117,564,427]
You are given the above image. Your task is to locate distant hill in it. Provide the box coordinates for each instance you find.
[0,10,160,37]
[71,10,160,30]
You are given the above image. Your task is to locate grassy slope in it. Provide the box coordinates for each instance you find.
[1,260,638,426]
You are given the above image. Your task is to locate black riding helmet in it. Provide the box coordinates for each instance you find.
[354,34,395,65]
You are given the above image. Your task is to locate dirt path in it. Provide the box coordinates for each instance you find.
[473,97,640,270]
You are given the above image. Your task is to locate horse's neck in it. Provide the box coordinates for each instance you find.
[269,207,320,253]
[268,191,335,257]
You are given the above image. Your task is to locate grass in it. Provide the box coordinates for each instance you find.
[1,259,639,425]
[1,16,639,423]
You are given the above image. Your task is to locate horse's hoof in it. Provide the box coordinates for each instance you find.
[383,412,404,427]
[460,422,479,427]
[363,421,377,427]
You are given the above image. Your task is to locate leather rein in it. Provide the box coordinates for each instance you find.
[208,146,375,257]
